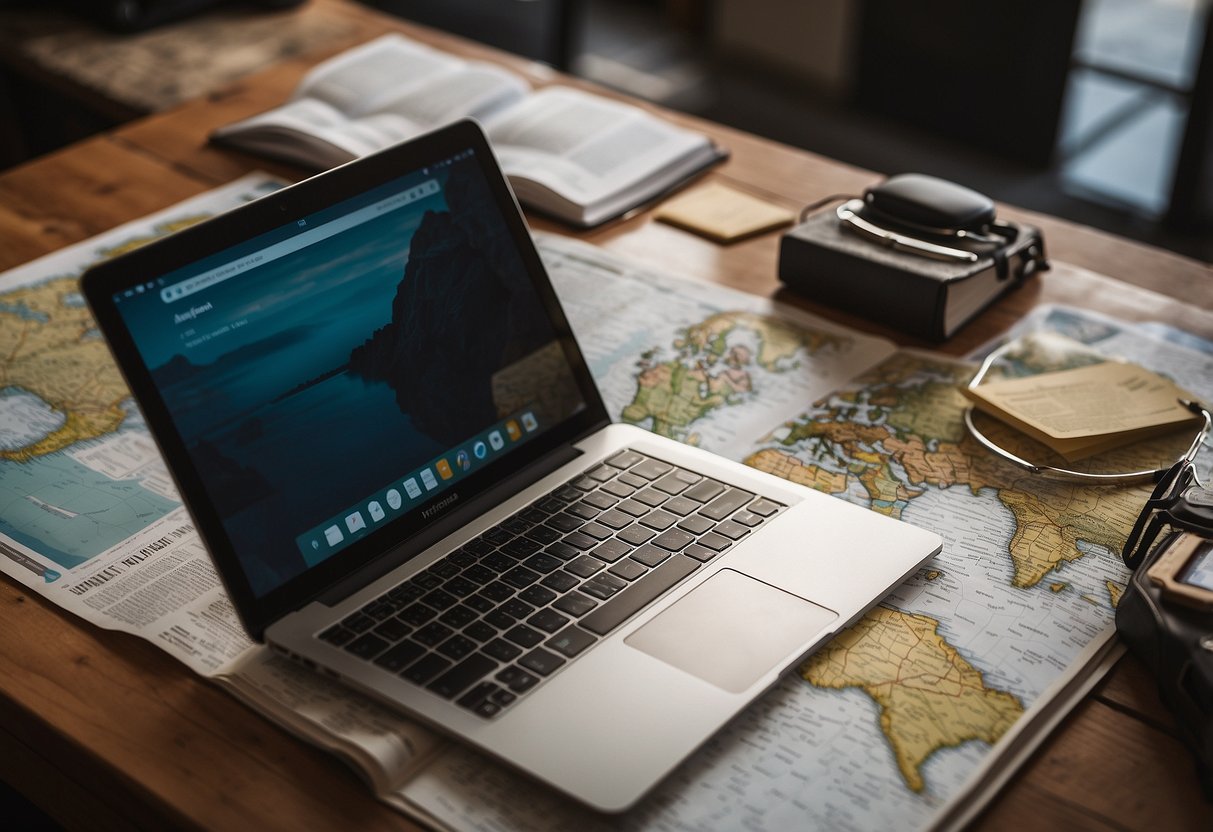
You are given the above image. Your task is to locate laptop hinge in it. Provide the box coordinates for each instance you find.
[316,442,585,606]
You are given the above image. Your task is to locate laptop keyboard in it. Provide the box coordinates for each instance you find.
[316,449,785,719]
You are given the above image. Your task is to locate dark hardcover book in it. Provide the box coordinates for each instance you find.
[778,207,1046,341]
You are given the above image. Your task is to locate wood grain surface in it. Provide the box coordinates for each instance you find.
[1,2,1210,829]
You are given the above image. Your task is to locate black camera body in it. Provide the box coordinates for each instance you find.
[1115,519,1213,800]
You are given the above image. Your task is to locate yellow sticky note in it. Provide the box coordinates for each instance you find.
[655,183,795,243]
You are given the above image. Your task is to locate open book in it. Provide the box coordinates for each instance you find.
[211,34,726,227]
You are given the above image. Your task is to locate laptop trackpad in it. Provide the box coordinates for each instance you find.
[624,570,838,694]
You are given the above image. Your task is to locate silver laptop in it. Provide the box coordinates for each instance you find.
[82,121,941,812]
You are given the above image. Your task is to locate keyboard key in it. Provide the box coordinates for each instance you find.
[456,681,497,711]
[401,653,452,684]
[633,488,668,507]
[448,549,477,568]
[496,665,540,692]
[519,647,566,677]
[602,481,636,499]
[553,592,597,617]
[462,564,496,584]
[437,634,478,661]
[608,559,648,581]
[439,605,478,629]
[341,613,376,633]
[523,552,564,573]
[579,522,613,541]
[502,538,542,559]
[526,525,562,544]
[700,488,755,521]
[464,594,496,613]
[606,450,644,469]
[640,511,678,531]
[617,523,657,545]
[565,554,606,578]
[503,518,531,536]
[662,496,699,516]
[520,508,548,525]
[684,479,725,503]
[464,538,496,556]
[464,621,497,642]
[345,633,390,660]
[615,499,650,517]
[594,509,632,530]
[581,573,627,600]
[676,515,714,535]
[535,497,566,514]
[546,512,584,532]
[566,501,601,520]
[653,471,695,495]
[429,560,460,580]
[579,555,700,636]
[373,617,411,642]
[551,485,583,502]
[731,510,764,527]
[541,571,579,592]
[630,544,671,568]
[484,609,516,630]
[563,531,598,550]
[502,565,541,589]
[501,598,536,620]
[504,624,544,648]
[373,639,426,672]
[482,552,515,573]
[421,589,458,611]
[652,528,696,552]
[582,491,619,510]
[428,653,498,699]
[591,538,632,563]
[544,541,580,560]
[361,599,395,621]
[697,532,733,552]
[483,638,522,662]
[527,608,570,633]
[319,624,356,646]
[481,581,514,602]
[444,575,479,599]
[415,572,442,590]
[483,527,513,546]
[631,458,673,480]
[572,476,598,491]
[399,603,437,627]
[586,464,616,482]
[414,622,454,646]
[519,584,557,607]
[714,520,751,540]
[617,472,647,488]
[546,626,596,658]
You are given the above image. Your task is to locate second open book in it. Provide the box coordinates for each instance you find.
[211,34,725,227]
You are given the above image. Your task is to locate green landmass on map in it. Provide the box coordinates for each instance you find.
[802,606,1023,792]
[0,277,131,461]
[0,216,208,463]
[621,311,844,442]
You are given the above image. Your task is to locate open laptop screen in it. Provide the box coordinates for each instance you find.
[96,129,595,617]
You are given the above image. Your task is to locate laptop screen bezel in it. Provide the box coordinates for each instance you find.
[81,120,610,640]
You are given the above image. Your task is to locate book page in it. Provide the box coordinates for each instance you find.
[372,64,529,126]
[295,34,463,116]
[485,87,707,205]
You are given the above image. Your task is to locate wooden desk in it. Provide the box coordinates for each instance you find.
[1,2,1211,829]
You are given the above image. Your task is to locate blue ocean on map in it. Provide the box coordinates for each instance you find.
[0,437,179,570]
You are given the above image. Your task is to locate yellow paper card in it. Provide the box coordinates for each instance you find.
[655,183,794,243]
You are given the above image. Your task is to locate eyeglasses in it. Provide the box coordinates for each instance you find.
[964,339,1212,486]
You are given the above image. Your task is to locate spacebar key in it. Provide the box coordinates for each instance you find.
[578,555,700,636]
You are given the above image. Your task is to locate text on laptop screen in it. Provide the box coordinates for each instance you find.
[113,149,587,597]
